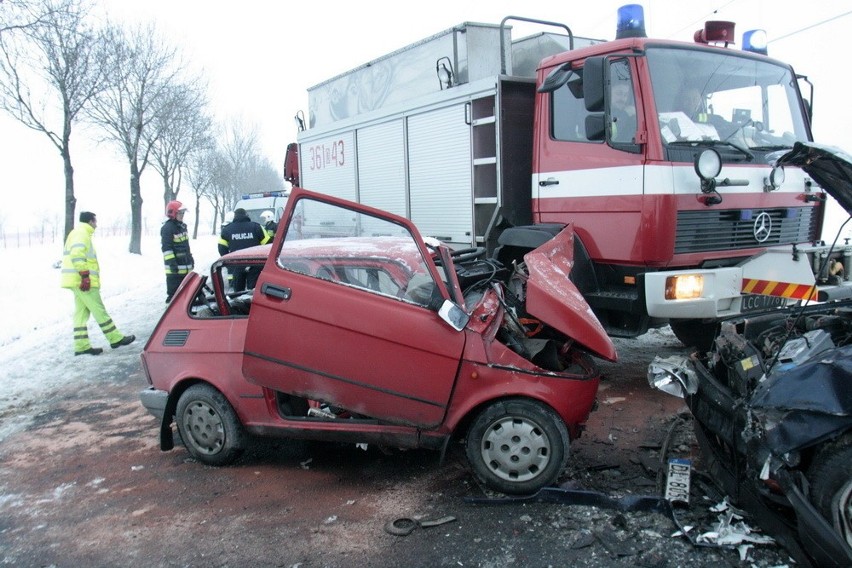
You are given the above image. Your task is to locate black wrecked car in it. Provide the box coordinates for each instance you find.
[649,142,852,568]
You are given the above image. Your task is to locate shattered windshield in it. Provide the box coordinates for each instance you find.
[647,47,809,151]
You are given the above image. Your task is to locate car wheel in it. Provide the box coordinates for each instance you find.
[176,384,246,466]
[669,320,719,351]
[808,435,852,548]
[465,399,569,495]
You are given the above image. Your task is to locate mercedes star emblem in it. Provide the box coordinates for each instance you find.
[753,212,772,243]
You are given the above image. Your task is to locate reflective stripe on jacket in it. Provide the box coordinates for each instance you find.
[161,218,194,274]
[60,223,100,289]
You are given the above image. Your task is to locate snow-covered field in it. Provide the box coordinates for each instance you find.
[0,233,219,440]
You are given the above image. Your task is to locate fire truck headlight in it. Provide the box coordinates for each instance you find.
[665,275,704,300]
[694,149,722,181]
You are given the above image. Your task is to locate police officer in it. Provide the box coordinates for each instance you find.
[218,208,270,291]
[260,210,277,238]
[161,200,194,303]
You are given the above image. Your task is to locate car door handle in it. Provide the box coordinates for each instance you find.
[261,283,291,300]
[539,178,559,187]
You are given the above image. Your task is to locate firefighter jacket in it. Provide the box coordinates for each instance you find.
[61,222,100,289]
[218,213,270,256]
[161,218,194,275]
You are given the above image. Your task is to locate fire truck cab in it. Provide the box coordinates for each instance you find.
[290,6,830,346]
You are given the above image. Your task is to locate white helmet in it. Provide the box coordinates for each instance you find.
[261,210,274,223]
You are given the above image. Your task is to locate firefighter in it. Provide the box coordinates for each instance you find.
[161,200,195,303]
[218,208,270,291]
[260,210,277,238]
[60,211,135,356]
[610,82,636,143]
[679,86,707,122]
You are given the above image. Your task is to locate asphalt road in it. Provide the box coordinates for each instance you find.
[0,329,794,567]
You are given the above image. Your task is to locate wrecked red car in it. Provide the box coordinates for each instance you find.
[649,144,852,566]
[140,188,616,495]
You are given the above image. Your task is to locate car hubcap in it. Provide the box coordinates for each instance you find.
[182,400,225,455]
[480,416,551,483]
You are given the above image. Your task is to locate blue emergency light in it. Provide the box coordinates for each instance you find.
[616,4,647,39]
[742,29,768,55]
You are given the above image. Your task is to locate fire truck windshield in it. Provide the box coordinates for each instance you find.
[646,47,809,154]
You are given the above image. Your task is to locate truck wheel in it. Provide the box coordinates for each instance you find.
[465,399,569,495]
[807,435,852,548]
[176,384,246,466]
[669,320,719,351]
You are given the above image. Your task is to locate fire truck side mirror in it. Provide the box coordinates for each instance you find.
[583,56,605,112]
[585,114,606,141]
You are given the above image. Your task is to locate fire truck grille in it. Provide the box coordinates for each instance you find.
[674,207,818,254]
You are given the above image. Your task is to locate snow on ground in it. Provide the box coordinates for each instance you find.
[0,233,220,441]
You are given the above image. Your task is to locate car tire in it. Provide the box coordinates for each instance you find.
[465,399,569,495]
[807,434,852,548]
[176,384,246,466]
[669,320,719,351]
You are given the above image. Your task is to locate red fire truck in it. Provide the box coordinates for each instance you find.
[285,6,831,346]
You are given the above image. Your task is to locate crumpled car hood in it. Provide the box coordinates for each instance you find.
[774,141,852,214]
[523,225,617,362]
[751,343,852,454]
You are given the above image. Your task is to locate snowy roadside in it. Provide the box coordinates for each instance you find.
[0,234,219,441]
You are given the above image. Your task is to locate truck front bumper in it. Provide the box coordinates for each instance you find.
[645,246,815,320]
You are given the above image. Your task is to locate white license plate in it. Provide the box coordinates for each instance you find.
[741,293,787,313]
[665,458,691,503]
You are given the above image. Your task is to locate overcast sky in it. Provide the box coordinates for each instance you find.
[1,0,851,235]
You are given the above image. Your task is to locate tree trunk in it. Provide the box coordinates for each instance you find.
[62,140,76,240]
[163,176,174,211]
[129,162,143,254]
[193,193,201,239]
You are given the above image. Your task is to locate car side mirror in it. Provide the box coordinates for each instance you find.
[438,300,469,332]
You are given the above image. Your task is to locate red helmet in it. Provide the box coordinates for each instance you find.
[166,200,184,219]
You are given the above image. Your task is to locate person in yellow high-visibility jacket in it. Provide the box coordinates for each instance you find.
[60,211,135,356]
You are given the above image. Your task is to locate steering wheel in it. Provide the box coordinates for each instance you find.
[433,246,487,266]
[450,247,487,263]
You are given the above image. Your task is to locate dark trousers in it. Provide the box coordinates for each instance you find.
[166,273,188,301]
[232,267,261,292]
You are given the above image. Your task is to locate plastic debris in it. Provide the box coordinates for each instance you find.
[697,510,775,547]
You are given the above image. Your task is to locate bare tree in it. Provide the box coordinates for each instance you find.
[220,118,284,203]
[242,155,284,194]
[85,22,183,254]
[183,137,218,239]
[0,0,54,35]
[220,118,259,209]
[203,147,234,234]
[147,78,210,211]
[0,0,106,237]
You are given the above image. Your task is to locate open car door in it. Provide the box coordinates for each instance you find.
[242,188,466,428]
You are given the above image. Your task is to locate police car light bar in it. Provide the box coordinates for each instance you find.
[241,191,288,199]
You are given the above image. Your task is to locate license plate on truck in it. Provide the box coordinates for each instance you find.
[665,458,691,503]
[741,294,787,313]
